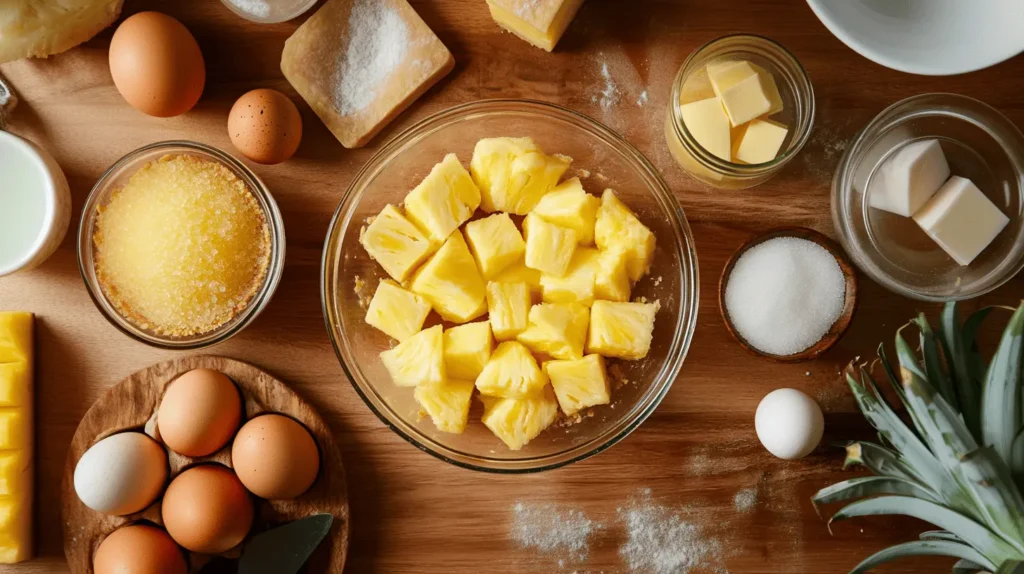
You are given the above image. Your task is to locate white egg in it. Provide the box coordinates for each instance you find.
[73,432,168,515]
[754,388,824,460]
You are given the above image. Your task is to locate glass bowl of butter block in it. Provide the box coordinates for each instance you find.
[832,94,1024,301]
[322,99,700,473]
[666,34,815,190]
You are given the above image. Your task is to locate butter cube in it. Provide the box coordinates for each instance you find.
[0,451,28,497]
[913,176,1010,266]
[0,363,29,409]
[868,139,950,217]
[707,61,783,116]
[486,0,585,52]
[0,313,32,365]
[718,72,772,127]
[0,410,26,451]
[680,97,731,161]
[733,119,789,164]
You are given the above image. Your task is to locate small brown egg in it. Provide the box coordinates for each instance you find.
[94,524,188,574]
[109,12,206,117]
[228,89,303,164]
[157,368,242,457]
[161,465,254,554]
[232,414,320,500]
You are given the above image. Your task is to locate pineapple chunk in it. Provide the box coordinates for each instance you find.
[415,379,476,434]
[480,386,559,451]
[594,247,631,302]
[0,410,26,451]
[0,313,32,365]
[0,496,30,563]
[475,341,549,399]
[587,300,660,360]
[486,282,532,341]
[523,212,577,276]
[491,260,542,297]
[470,137,572,214]
[544,354,610,416]
[594,189,656,282]
[444,322,494,380]
[517,302,590,361]
[379,325,445,387]
[464,212,526,279]
[404,153,482,243]
[360,204,435,283]
[540,248,599,306]
[0,451,27,498]
[531,177,601,245]
[364,280,432,342]
[410,230,488,323]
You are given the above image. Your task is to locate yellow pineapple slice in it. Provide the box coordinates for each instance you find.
[409,230,488,323]
[486,281,532,341]
[360,204,435,283]
[403,153,481,243]
[523,212,577,277]
[587,300,660,360]
[0,312,32,365]
[480,386,559,451]
[415,379,476,434]
[544,354,610,416]
[594,189,656,282]
[0,409,26,451]
[469,137,572,214]
[0,363,28,409]
[491,259,542,297]
[540,248,599,306]
[0,495,30,562]
[594,247,631,302]
[517,302,589,360]
[443,322,493,380]
[0,451,27,498]
[464,212,526,279]
[379,325,445,387]
[475,341,548,399]
[531,177,601,245]
[364,280,432,342]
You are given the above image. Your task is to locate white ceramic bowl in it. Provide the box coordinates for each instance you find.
[807,0,1024,75]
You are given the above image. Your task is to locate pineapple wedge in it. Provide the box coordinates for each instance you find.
[365,280,432,342]
[531,177,601,245]
[544,354,610,416]
[523,212,577,277]
[540,248,599,306]
[470,137,572,214]
[410,230,488,323]
[594,247,631,302]
[475,341,549,399]
[517,302,589,360]
[587,300,659,360]
[404,153,481,243]
[0,313,32,365]
[480,386,559,451]
[444,322,493,380]
[379,325,445,387]
[360,204,435,283]
[486,281,532,341]
[594,189,656,282]
[415,379,476,434]
[491,260,542,297]
[464,212,526,279]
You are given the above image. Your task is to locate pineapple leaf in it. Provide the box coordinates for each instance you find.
[997,559,1024,573]
[939,303,992,442]
[847,540,995,574]
[921,531,964,543]
[1012,427,1024,489]
[982,304,1024,484]
[952,559,987,574]
[812,476,940,508]
[844,442,927,486]
[878,343,907,403]
[915,313,959,411]
[959,446,1024,553]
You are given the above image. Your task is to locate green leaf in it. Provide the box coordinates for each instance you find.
[981,304,1024,465]
[844,442,928,486]
[1012,427,1024,490]
[916,313,959,411]
[813,476,940,507]
[953,558,988,574]
[847,540,995,574]
[879,342,907,404]
[959,446,1024,553]
[939,303,990,442]
[921,530,963,543]
[997,559,1024,573]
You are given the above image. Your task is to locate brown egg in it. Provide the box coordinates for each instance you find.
[94,524,188,574]
[109,12,205,117]
[228,89,303,164]
[157,368,242,457]
[232,414,320,500]
[161,465,253,554]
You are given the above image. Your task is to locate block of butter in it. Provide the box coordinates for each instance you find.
[486,0,585,52]
[281,0,455,148]
[0,311,32,564]
[680,97,731,161]
[733,118,789,164]
[707,60,783,127]
[913,176,1009,266]
[707,61,783,117]
[869,139,950,217]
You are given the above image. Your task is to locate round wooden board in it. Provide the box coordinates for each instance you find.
[60,355,349,573]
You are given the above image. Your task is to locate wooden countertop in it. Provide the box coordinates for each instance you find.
[2,1,1022,572]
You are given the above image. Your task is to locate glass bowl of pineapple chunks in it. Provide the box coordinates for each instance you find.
[322,100,699,472]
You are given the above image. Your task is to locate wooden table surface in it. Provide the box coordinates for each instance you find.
[2,1,1023,572]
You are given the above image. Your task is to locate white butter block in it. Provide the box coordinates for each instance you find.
[913,176,1009,266]
[680,97,731,161]
[868,139,950,217]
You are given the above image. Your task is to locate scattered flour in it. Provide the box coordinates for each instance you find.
[636,90,648,107]
[511,501,600,562]
[732,488,757,513]
[619,489,722,574]
[227,0,270,17]
[594,60,621,112]
[334,0,409,116]
[513,0,542,18]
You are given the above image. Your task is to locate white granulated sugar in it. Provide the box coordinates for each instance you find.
[724,237,845,356]
[228,0,270,17]
[335,0,409,116]
[511,501,599,562]
[619,490,720,574]
[733,488,757,513]
[594,60,620,112]
[514,0,542,18]
[636,90,648,107]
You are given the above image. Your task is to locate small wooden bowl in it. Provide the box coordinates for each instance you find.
[718,226,858,362]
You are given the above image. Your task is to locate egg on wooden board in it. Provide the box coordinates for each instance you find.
[73,432,168,516]
[754,388,824,460]
[93,524,187,574]
[161,465,253,554]
[231,414,320,500]
[157,368,242,457]
[108,11,205,117]
[228,89,303,165]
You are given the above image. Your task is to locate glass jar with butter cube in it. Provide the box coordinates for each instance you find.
[665,35,815,189]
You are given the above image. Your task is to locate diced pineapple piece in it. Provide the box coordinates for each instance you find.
[0,451,27,498]
[365,280,432,342]
[444,322,494,380]
[491,260,543,297]
[0,410,26,451]
[404,153,482,243]
[475,341,549,399]
[523,212,577,276]
[379,325,445,387]
[531,177,601,245]
[594,247,631,302]
[470,137,572,214]
[464,212,526,278]
[0,363,29,409]
[0,313,32,365]
[587,300,660,360]
[594,189,656,282]
[410,230,488,323]
[540,248,599,306]
[544,354,610,416]
[360,204,435,283]
[480,386,559,451]
[517,302,589,360]
[415,379,476,434]
[486,282,532,341]
[0,496,31,563]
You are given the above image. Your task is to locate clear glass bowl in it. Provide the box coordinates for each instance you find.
[321,100,700,473]
[220,0,317,24]
[832,94,1024,301]
[78,141,286,349]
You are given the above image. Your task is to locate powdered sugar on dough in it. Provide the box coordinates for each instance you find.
[334,0,410,116]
